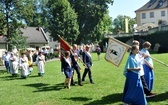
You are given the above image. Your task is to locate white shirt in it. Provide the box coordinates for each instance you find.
[65,57,72,67]
[135,53,144,76]
[2,53,11,62]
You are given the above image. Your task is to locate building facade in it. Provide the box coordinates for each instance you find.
[135,0,168,26]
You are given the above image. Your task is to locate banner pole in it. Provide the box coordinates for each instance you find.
[59,35,87,68]
[150,56,168,67]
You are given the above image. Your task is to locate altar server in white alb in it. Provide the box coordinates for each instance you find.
[19,53,29,79]
[36,51,46,76]
[10,52,19,77]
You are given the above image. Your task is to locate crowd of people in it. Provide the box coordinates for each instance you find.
[1,40,156,104]
[61,40,156,105]
[61,44,95,89]
[1,46,54,78]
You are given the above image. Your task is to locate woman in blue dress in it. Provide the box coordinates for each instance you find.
[141,41,154,91]
[122,45,147,105]
[61,51,73,89]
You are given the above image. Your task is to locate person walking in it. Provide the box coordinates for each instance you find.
[95,45,101,61]
[122,45,147,105]
[141,41,154,92]
[70,44,83,86]
[132,40,156,98]
[2,51,11,73]
[36,52,46,76]
[61,51,73,89]
[19,53,29,79]
[9,53,19,77]
[82,45,94,84]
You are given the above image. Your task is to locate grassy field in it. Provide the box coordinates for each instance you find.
[0,53,168,105]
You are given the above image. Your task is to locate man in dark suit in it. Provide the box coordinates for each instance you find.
[82,45,94,84]
[70,44,83,86]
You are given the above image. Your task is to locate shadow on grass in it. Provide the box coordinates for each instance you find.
[0,70,7,74]
[24,82,65,92]
[84,93,122,105]
[63,97,92,102]
[147,91,168,102]
[0,75,21,80]
[0,74,43,81]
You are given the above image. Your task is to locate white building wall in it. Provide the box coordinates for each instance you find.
[0,44,6,49]
[140,8,168,25]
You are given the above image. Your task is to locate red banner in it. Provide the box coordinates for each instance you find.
[59,36,71,61]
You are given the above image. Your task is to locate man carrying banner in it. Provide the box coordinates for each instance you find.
[70,44,83,86]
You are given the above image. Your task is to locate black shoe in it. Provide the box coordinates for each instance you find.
[71,83,76,86]
[78,83,83,86]
[90,82,95,84]
[146,93,156,98]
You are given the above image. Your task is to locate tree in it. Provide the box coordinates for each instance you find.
[28,0,49,28]
[113,15,136,34]
[47,0,79,43]
[8,21,27,50]
[91,13,113,43]
[0,12,6,36]
[0,0,35,50]
[68,0,114,44]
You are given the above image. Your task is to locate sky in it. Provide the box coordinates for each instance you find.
[108,0,148,19]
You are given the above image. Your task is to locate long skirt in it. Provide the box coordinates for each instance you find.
[37,61,45,76]
[122,71,147,105]
[143,64,154,91]
[10,62,18,75]
[20,63,29,77]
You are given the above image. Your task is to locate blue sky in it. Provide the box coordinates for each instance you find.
[108,0,148,19]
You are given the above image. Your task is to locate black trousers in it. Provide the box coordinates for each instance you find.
[82,67,93,83]
[140,76,151,95]
[71,66,82,84]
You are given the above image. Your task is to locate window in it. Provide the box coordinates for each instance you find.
[161,11,165,16]
[159,1,163,7]
[150,12,154,18]
[142,13,146,19]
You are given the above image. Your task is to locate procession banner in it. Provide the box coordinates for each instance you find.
[105,37,130,67]
[59,35,71,61]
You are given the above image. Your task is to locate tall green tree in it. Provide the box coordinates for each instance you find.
[68,0,114,44]
[0,0,35,50]
[47,0,79,43]
[8,20,27,50]
[0,12,6,36]
[29,0,49,28]
[113,15,136,34]
[90,13,113,43]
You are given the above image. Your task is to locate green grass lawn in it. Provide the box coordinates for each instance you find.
[0,53,168,105]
